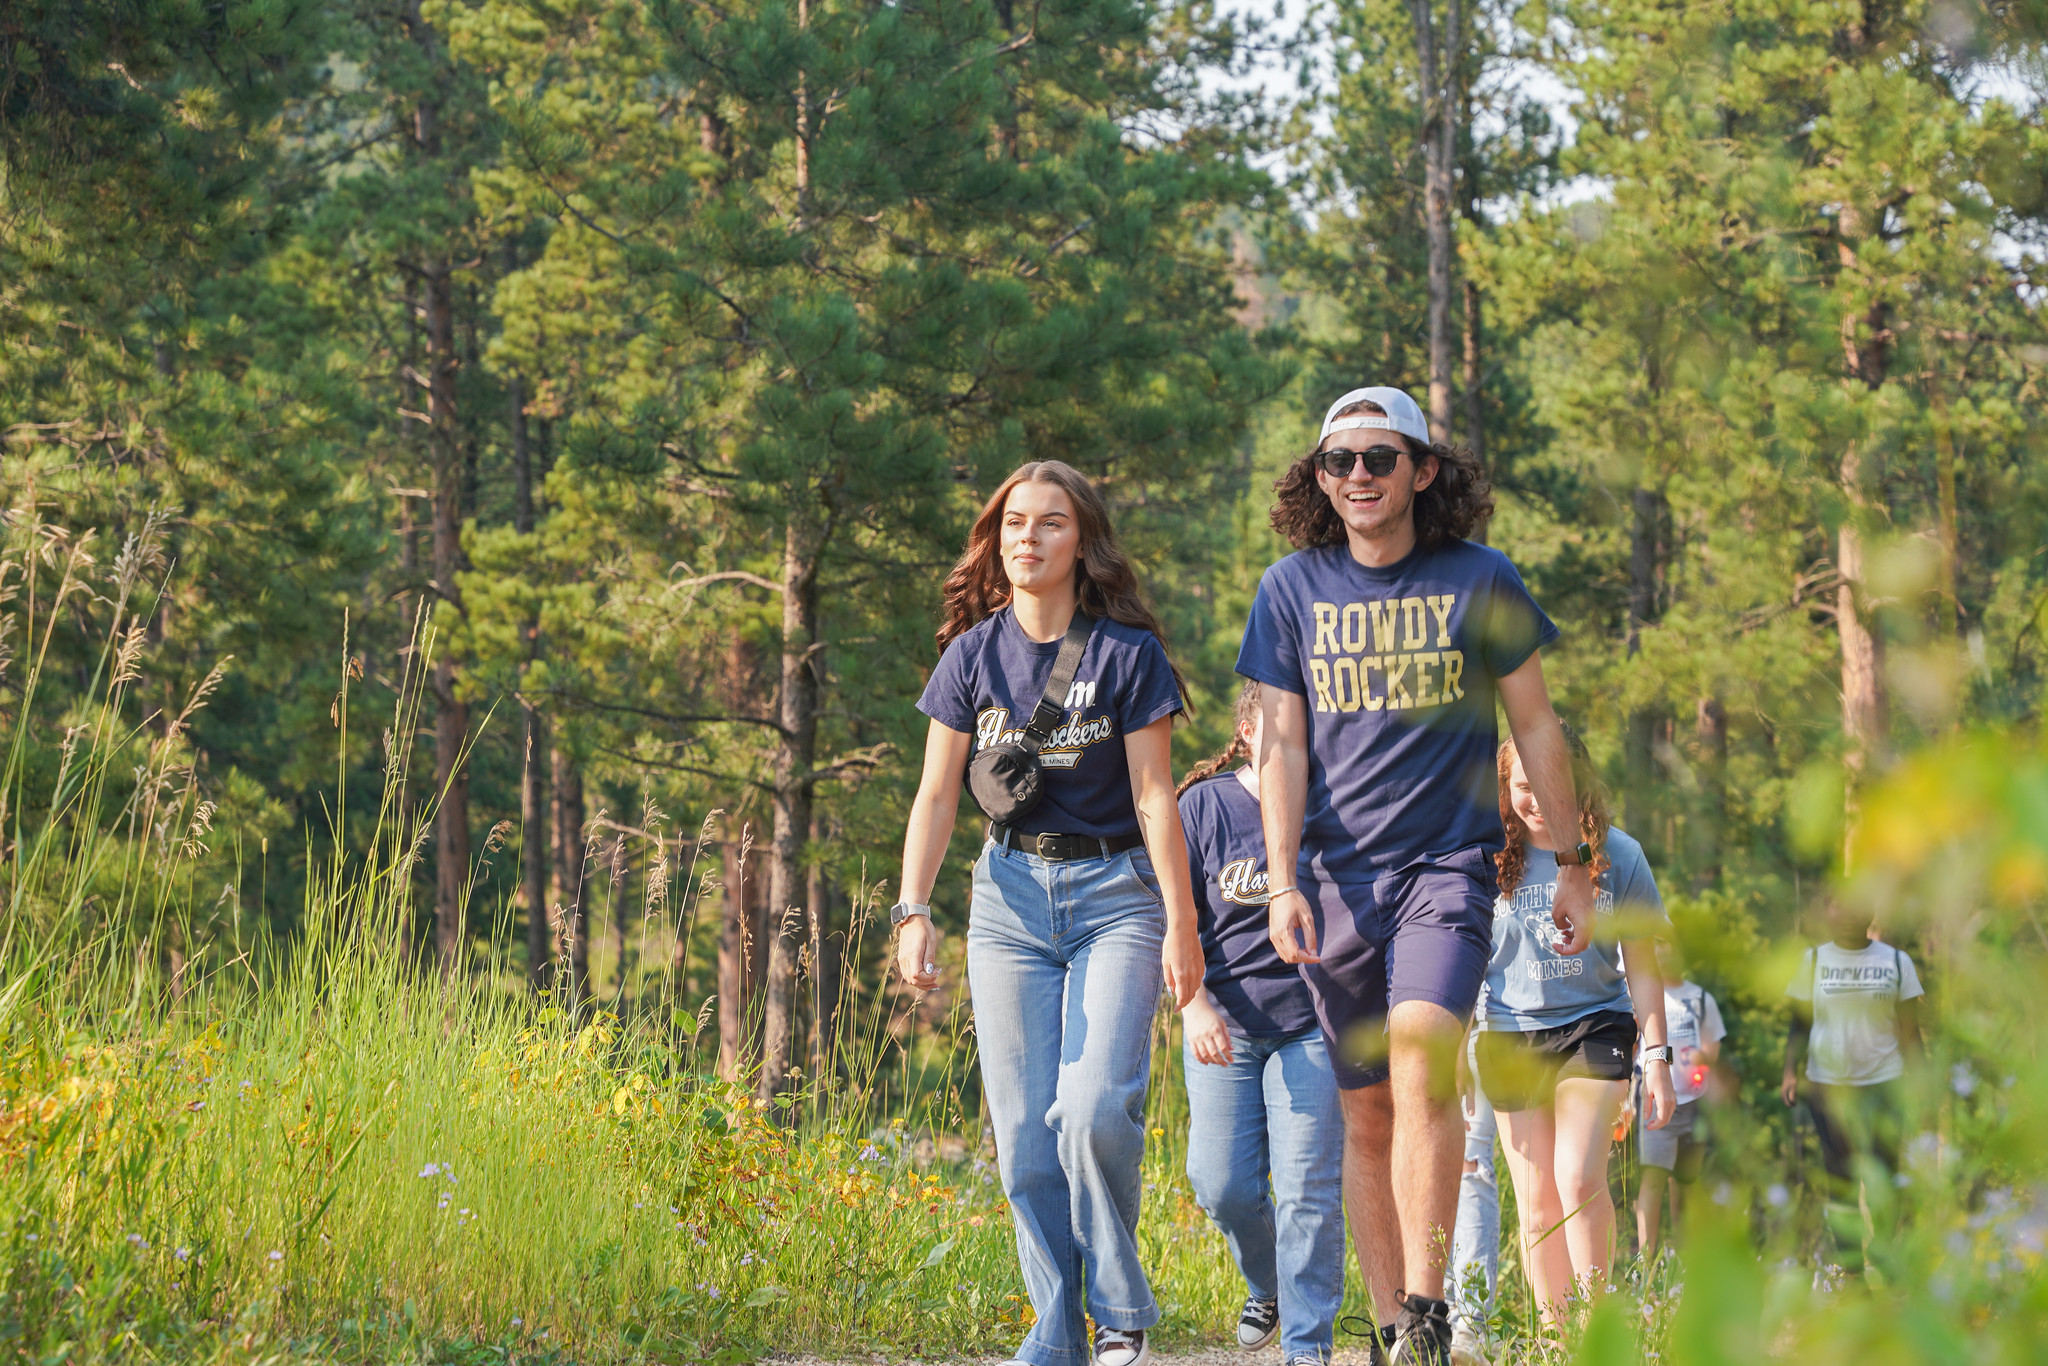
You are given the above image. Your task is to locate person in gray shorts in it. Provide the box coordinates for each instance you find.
[1635,940,1725,1260]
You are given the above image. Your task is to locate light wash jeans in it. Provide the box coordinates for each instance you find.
[969,839,1167,1366]
[1183,1026,1345,1361]
[1450,1030,1499,1330]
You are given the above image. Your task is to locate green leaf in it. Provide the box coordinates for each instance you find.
[742,1284,787,1308]
[915,1237,956,1272]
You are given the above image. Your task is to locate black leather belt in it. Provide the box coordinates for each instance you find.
[989,823,1145,862]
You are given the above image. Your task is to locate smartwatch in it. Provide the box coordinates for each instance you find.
[1553,840,1595,868]
[889,901,932,926]
[1642,1045,1673,1065]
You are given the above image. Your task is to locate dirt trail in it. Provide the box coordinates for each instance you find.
[771,1348,1387,1366]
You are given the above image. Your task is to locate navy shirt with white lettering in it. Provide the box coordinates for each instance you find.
[1476,827,1669,1031]
[1179,771,1318,1037]
[919,608,1184,839]
[1236,539,1558,885]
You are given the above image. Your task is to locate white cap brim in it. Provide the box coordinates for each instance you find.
[1319,386,1430,446]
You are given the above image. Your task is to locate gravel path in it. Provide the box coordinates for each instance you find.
[769,1348,1388,1366]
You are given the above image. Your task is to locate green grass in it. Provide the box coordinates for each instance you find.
[4,515,2048,1365]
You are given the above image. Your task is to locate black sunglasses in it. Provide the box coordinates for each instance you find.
[1313,444,1406,479]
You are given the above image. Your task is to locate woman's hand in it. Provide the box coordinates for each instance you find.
[1183,994,1234,1067]
[1641,1059,1676,1130]
[895,915,940,991]
[1162,918,1206,1010]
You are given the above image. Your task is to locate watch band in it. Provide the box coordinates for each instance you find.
[1554,840,1594,867]
[1642,1045,1673,1064]
[889,902,932,926]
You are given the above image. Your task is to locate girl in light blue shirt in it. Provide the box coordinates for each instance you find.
[1471,727,1673,1322]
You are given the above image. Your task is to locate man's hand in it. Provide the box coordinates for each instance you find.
[1163,919,1207,1010]
[1551,866,1594,955]
[1183,995,1235,1067]
[895,915,939,991]
[1780,1067,1800,1109]
[1268,888,1321,964]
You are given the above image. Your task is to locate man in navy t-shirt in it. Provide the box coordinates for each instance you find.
[1236,386,1593,1366]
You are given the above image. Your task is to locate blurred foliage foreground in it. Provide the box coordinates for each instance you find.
[3,537,2048,1366]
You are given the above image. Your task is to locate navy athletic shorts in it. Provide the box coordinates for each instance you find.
[1299,844,1496,1089]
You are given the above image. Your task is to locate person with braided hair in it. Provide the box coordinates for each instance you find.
[1175,681,1344,1366]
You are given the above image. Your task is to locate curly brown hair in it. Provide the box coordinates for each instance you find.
[935,460,1189,702]
[1269,400,1495,551]
[1176,681,1262,796]
[1495,722,1612,896]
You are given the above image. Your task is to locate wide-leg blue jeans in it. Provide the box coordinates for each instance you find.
[969,839,1166,1366]
[1183,1026,1345,1360]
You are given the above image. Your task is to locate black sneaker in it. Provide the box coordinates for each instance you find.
[1338,1315,1394,1366]
[1389,1292,1453,1366]
[1237,1295,1280,1349]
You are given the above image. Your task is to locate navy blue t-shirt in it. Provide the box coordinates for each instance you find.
[918,608,1184,839]
[1179,771,1318,1037]
[1235,539,1559,885]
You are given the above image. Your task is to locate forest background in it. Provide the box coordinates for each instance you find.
[6,0,2048,1362]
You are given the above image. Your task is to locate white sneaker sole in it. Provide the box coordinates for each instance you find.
[1096,1337,1152,1366]
[1238,1322,1280,1350]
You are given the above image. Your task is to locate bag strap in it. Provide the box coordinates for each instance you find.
[1021,614,1095,749]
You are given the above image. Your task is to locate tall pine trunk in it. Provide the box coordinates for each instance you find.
[718,820,752,1083]
[552,746,590,1011]
[512,370,550,990]
[1625,486,1666,843]
[1690,695,1728,889]
[1836,250,1892,815]
[522,708,550,988]
[405,0,470,980]
[1836,446,1888,784]
[425,256,470,978]
[760,515,824,1104]
[1408,0,1459,441]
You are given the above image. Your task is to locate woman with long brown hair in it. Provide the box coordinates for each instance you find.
[892,460,1204,1366]
[1471,726,1674,1321]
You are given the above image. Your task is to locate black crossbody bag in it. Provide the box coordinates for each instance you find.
[965,614,1094,824]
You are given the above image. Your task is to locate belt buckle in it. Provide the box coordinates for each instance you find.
[1034,832,1060,859]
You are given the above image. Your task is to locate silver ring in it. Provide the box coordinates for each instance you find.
[924,962,937,975]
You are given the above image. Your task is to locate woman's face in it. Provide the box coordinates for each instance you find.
[1000,480,1082,596]
[1506,749,1551,845]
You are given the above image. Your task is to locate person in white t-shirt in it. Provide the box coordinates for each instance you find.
[1635,939,1725,1259]
[1781,900,1923,1274]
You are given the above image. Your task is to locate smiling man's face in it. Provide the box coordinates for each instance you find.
[1314,424,1439,548]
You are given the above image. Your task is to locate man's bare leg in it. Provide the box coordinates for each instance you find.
[1386,999,1466,1299]
[1339,1083,1404,1328]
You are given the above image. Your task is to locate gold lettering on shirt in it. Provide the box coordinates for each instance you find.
[1361,656,1385,710]
[1331,657,1360,711]
[1369,599,1400,652]
[1341,602,1369,654]
[1413,651,1439,707]
[1309,658,1337,712]
[1441,650,1466,701]
[1426,594,1456,646]
[1313,602,1340,657]
[1385,654,1414,709]
[1402,597,1427,650]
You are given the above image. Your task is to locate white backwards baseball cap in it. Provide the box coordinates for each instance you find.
[1319,386,1430,447]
